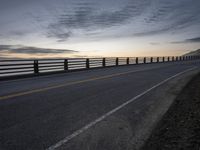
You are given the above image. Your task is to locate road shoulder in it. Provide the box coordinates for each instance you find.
[142,73,200,150]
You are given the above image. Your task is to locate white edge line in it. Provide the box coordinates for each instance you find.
[47,67,197,150]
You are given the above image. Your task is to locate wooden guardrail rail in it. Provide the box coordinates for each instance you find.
[0,56,199,78]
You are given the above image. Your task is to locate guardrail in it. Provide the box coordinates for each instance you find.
[0,56,200,78]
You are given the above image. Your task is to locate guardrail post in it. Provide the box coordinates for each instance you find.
[116,58,119,66]
[176,56,178,61]
[102,58,106,67]
[126,57,129,65]
[143,57,146,64]
[34,60,39,74]
[172,56,174,61]
[179,56,182,61]
[162,57,165,62]
[150,57,153,63]
[157,57,159,63]
[168,57,170,62]
[183,56,185,61]
[86,58,90,69]
[64,59,68,71]
[136,57,138,64]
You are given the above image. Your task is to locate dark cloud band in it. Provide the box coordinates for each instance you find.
[0,45,78,55]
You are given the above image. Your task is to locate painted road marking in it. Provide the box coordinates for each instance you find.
[46,67,197,150]
[0,66,168,100]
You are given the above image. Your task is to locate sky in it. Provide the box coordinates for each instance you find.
[0,0,200,58]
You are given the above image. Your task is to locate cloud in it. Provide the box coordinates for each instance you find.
[0,45,78,55]
[171,37,200,44]
[1,0,200,45]
[48,0,150,41]
[132,0,200,37]
[186,37,200,43]
[46,0,200,42]
[149,42,160,45]
[47,31,72,42]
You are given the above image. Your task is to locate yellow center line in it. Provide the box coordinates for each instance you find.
[0,67,160,100]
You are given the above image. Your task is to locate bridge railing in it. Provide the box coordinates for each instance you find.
[0,56,199,78]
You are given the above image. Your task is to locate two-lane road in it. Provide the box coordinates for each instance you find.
[0,61,199,150]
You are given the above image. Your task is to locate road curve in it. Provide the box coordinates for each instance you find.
[0,61,199,150]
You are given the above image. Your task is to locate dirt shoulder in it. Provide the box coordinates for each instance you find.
[142,73,200,150]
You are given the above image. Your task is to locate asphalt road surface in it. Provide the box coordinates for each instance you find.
[0,61,199,150]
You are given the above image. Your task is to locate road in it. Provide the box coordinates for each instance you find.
[0,61,199,150]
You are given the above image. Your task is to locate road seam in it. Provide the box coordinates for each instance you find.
[46,67,197,150]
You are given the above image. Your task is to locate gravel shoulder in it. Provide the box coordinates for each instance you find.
[142,73,200,150]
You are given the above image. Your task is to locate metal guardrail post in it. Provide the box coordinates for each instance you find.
[162,57,165,62]
[168,57,170,62]
[176,56,178,61]
[150,57,153,63]
[143,57,146,64]
[136,57,138,64]
[64,59,68,71]
[116,58,119,66]
[86,58,90,69]
[179,56,182,61]
[34,60,39,74]
[157,57,159,63]
[102,58,106,67]
[126,57,129,65]
[172,56,174,61]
